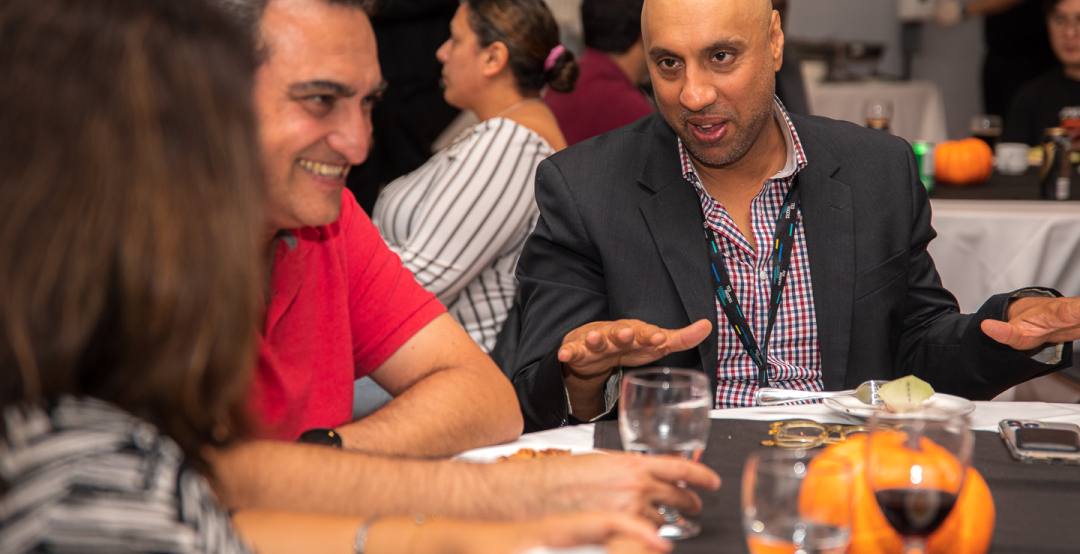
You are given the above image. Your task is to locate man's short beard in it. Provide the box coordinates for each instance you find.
[675,97,774,167]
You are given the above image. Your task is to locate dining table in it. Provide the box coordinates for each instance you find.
[458,402,1080,554]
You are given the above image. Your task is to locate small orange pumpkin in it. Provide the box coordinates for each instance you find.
[799,434,995,554]
[934,138,994,186]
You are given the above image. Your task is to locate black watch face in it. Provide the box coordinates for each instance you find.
[296,428,343,448]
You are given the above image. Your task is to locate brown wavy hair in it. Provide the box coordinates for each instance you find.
[0,0,264,474]
[466,0,579,94]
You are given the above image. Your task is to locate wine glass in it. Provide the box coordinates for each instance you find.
[742,449,854,554]
[618,367,711,540]
[865,99,894,132]
[865,409,974,554]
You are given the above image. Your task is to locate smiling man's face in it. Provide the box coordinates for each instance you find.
[254,0,384,234]
[643,0,782,167]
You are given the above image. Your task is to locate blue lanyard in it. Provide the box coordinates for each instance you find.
[705,185,800,387]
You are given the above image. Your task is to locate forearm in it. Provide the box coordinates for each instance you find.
[211,440,524,519]
[338,364,522,458]
[231,511,527,554]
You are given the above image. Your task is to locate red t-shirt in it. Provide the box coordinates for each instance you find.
[249,189,446,440]
[543,47,655,146]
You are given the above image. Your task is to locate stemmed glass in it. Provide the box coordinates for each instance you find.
[865,409,974,554]
[742,449,854,554]
[618,367,711,540]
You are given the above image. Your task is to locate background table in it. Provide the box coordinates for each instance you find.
[805,80,948,144]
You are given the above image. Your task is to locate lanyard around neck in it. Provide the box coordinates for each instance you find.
[705,184,801,387]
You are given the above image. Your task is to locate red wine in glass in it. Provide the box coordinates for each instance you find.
[874,488,958,536]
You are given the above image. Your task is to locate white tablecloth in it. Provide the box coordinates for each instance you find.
[928,199,1080,313]
[805,79,948,144]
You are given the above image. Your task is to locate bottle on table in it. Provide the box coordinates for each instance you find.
[1040,127,1073,201]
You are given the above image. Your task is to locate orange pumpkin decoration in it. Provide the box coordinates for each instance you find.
[799,434,995,554]
[934,138,994,186]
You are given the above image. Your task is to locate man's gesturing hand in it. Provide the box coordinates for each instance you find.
[981,296,1080,352]
[559,319,713,377]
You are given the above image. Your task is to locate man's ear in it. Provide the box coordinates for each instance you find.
[769,11,784,72]
[482,41,509,77]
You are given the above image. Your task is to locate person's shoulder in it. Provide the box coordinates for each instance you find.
[790,113,913,163]
[1015,69,1064,101]
[545,112,672,170]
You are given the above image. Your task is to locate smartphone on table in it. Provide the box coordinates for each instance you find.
[999,419,1080,464]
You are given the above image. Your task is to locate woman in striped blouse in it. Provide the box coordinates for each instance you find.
[373,0,579,352]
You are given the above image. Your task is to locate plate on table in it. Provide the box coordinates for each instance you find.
[824,393,976,420]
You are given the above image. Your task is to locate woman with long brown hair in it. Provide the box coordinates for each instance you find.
[0,1,665,553]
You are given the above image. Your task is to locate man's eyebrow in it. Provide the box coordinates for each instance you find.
[288,80,357,97]
[649,39,747,61]
[367,80,389,97]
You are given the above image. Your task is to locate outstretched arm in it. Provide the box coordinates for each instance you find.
[560,319,713,421]
[336,312,523,457]
[231,511,671,554]
[982,296,1080,351]
[210,441,720,521]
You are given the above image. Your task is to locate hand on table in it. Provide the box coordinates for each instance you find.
[981,296,1080,352]
[508,452,721,525]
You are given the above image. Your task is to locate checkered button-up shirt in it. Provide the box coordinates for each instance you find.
[680,99,823,408]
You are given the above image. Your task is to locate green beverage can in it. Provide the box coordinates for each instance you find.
[912,141,935,194]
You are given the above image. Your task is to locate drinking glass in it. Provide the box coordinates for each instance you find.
[619,367,711,540]
[742,449,854,554]
[970,114,1003,149]
[865,409,974,554]
[865,99,894,132]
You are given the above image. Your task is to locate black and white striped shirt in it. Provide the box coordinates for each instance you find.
[374,117,554,352]
[0,396,250,554]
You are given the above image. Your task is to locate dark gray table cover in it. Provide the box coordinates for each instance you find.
[594,418,1080,554]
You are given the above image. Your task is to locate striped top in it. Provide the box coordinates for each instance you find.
[680,98,823,408]
[0,396,250,554]
[374,117,553,352]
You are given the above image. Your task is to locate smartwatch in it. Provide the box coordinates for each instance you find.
[296,427,343,448]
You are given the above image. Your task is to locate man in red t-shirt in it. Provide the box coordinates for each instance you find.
[544,0,654,146]
[208,0,720,523]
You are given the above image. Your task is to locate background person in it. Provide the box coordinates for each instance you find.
[373,0,576,353]
[544,0,654,146]
[936,0,1056,121]
[1003,0,1080,144]
[0,1,680,553]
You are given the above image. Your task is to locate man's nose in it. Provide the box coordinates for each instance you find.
[680,64,717,113]
[326,107,372,166]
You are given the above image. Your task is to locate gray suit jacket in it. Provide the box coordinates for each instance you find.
[511,112,1068,432]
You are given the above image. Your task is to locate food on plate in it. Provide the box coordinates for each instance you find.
[878,375,935,413]
[497,448,571,462]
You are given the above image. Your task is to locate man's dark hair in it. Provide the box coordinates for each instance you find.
[1045,0,1065,15]
[581,0,644,54]
[0,0,264,475]
[211,0,375,63]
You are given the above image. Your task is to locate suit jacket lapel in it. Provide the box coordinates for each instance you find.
[794,126,855,391]
[636,121,719,395]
